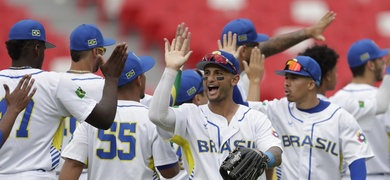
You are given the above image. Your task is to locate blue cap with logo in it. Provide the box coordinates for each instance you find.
[274,56,322,86]
[8,19,56,48]
[221,18,269,46]
[118,52,155,86]
[347,39,388,68]
[176,69,204,103]
[196,50,240,75]
[70,24,116,51]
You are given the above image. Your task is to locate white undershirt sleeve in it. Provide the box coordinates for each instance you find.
[376,74,390,114]
[148,68,178,132]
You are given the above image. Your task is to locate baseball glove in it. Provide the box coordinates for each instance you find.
[219,147,269,180]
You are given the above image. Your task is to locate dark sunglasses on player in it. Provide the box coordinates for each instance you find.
[202,54,237,74]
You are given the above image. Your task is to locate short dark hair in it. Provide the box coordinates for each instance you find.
[350,64,366,77]
[5,40,41,60]
[299,44,339,84]
[70,50,90,62]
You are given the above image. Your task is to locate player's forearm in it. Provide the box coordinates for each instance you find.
[246,81,260,101]
[59,158,85,180]
[157,162,181,178]
[0,110,19,148]
[265,146,282,168]
[148,68,177,132]
[85,77,118,130]
[376,73,390,114]
[259,29,308,58]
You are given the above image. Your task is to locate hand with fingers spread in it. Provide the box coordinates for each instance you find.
[244,47,265,84]
[218,31,243,59]
[100,42,128,79]
[175,22,190,55]
[1,74,37,148]
[305,11,337,41]
[164,30,193,71]
[4,74,37,113]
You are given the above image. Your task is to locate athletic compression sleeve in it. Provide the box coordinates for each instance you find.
[349,158,366,180]
[376,73,390,114]
[148,68,178,132]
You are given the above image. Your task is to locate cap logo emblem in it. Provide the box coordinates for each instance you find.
[238,34,247,42]
[88,38,97,46]
[32,30,41,36]
[186,86,196,96]
[360,52,370,61]
[126,69,135,79]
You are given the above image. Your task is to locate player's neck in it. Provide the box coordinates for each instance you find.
[295,95,320,110]
[69,61,93,74]
[351,75,375,86]
[208,100,239,123]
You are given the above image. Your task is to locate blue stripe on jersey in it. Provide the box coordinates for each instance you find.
[71,77,103,81]
[0,70,44,78]
[118,105,147,108]
[0,130,3,147]
[276,166,282,180]
[238,108,250,122]
[50,145,60,169]
[307,107,341,180]
[298,99,331,113]
[288,102,303,123]
[199,108,222,147]
[156,161,178,170]
[341,88,375,92]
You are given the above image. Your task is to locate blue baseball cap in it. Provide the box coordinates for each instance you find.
[176,69,204,103]
[70,24,116,51]
[275,56,322,86]
[118,52,155,86]
[8,19,56,48]
[196,50,240,75]
[347,39,388,68]
[221,18,269,46]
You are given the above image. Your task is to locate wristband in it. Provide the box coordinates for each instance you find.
[264,151,275,168]
[386,66,390,74]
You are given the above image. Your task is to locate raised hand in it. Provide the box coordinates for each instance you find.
[243,47,265,84]
[305,11,337,41]
[100,43,128,79]
[164,24,192,71]
[3,74,36,113]
[175,22,190,55]
[218,31,243,59]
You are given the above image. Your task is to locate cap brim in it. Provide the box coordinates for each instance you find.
[378,49,389,58]
[103,38,116,47]
[274,70,310,77]
[139,56,155,73]
[256,33,269,42]
[45,42,56,49]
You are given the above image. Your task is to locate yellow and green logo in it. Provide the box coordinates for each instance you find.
[88,38,97,46]
[32,29,41,36]
[126,69,135,79]
[75,87,86,99]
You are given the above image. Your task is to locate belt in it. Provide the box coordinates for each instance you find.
[367,173,390,176]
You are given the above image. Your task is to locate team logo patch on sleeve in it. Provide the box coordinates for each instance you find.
[272,129,279,138]
[357,131,366,143]
[358,101,365,108]
[75,87,86,98]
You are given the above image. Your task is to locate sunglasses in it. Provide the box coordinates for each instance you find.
[285,59,316,81]
[202,54,237,74]
[97,47,107,55]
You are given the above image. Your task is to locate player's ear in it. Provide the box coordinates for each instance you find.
[231,74,240,86]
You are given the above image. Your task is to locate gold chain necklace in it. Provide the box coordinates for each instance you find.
[66,70,91,74]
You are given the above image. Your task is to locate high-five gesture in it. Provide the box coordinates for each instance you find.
[100,43,128,79]
[164,24,192,71]
[218,31,243,59]
[305,11,337,41]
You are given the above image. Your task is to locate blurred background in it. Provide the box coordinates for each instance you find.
[1,0,390,100]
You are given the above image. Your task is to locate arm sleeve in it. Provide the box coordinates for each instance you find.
[376,74,390,114]
[61,122,89,164]
[349,158,366,180]
[148,68,178,132]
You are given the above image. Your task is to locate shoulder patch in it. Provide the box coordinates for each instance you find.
[75,87,86,98]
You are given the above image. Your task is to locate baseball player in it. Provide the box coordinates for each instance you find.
[0,19,127,179]
[148,26,282,179]
[330,39,390,180]
[0,75,36,148]
[245,56,374,180]
[219,11,336,100]
[56,23,117,180]
[174,69,208,106]
[60,52,180,180]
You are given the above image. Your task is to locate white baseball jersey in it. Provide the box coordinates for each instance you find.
[237,71,249,100]
[156,103,281,180]
[0,68,97,179]
[330,83,390,177]
[62,100,178,180]
[248,98,374,180]
[57,72,105,179]
[141,94,153,107]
